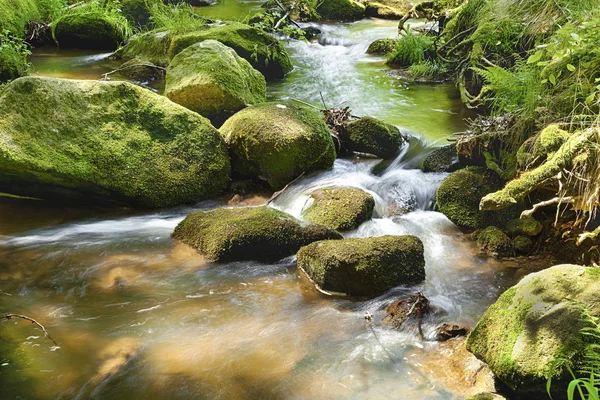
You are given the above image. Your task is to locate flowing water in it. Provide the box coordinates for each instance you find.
[2,8,517,400]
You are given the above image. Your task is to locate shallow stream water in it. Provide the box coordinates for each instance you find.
[2,5,518,400]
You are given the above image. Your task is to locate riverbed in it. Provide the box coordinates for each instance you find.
[1,5,518,399]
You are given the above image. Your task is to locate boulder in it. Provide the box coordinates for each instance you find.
[316,0,365,21]
[0,76,230,207]
[220,101,336,190]
[436,167,518,229]
[466,264,600,398]
[172,206,342,262]
[297,235,425,297]
[435,323,469,341]
[382,291,431,328]
[165,40,266,120]
[366,38,399,55]
[513,235,533,254]
[506,216,542,237]
[363,0,412,19]
[52,11,129,50]
[343,117,405,159]
[472,226,513,258]
[114,22,293,79]
[303,187,375,231]
[422,144,460,173]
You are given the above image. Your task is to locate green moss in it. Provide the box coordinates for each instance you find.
[472,226,513,257]
[220,101,336,190]
[172,206,342,262]
[303,187,375,231]
[506,216,542,237]
[517,124,570,170]
[467,264,600,397]
[165,40,266,120]
[52,10,131,50]
[0,0,63,37]
[316,0,365,21]
[297,235,425,297]
[0,76,231,207]
[343,116,405,159]
[366,38,399,55]
[168,22,293,79]
[436,167,518,229]
[422,144,459,172]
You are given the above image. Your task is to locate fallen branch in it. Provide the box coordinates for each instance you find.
[267,172,305,204]
[2,314,58,347]
[521,196,574,218]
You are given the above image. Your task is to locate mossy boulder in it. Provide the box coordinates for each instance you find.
[169,22,293,79]
[165,40,266,120]
[116,23,292,80]
[316,0,365,21]
[52,12,128,50]
[297,235,425,297]
[422,144,460,173]
[343,117,405,159]
[0,76,230,207]
[366,38,399,55]
[472,226,513,258]
[436,167,517,229]
[172,206,342,262]
[466,264,600,398]
[220,101,336,190]
[506,216,542,237]
[303,187,375,231]
[513,235,532,254]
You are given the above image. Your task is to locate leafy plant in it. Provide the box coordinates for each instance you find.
[52,0,133,40]
[386,31,435,67]
[149,2,205,35]
[0,30,31,83]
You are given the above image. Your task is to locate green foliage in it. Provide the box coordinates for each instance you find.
[386,31,434,67]
[0,0,66,37]
[149,2,206,35]
[0,30,31,83]
[408,60,449,80]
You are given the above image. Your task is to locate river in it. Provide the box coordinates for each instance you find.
[1,4,519,399]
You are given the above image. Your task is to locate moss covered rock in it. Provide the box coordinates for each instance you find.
[220,101,336,190]
[366,38,399,55]
[297,235,425,297]
[466,264,600,398]
[506,216,542,237]
[422,144,459,173]
[364,0,412,19]
[52,12,129,50]
[343,117,405,159]
[316,0,365,21]
[303,187,375,231]
[472,226,513,258]
[0,76,230,207]
[173,206,342,262]
[165,40,266,120]
[436,167,517,229]
[513,235,532,254]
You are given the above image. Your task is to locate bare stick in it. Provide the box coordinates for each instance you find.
[520,196,574,218]
[319,91,328,109]
[267,172,305,204]
[2,314,58,347]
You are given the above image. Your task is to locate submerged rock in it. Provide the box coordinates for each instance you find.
[436,167,517,229]
[303,187,375,231]
[0,76,230,207]
[466,264,600,398]
[422,144,460,173]
[472,226,513,258]
[366,38,399,55]
[165,40,266,120]
[316,0,365,21]
[220,101,336,190]
[435,323,470,341]
[343,117,405,159]
[52,12,128,50]
[381,291,431,328]
[173,206,342,262]
[297,235,425,297]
